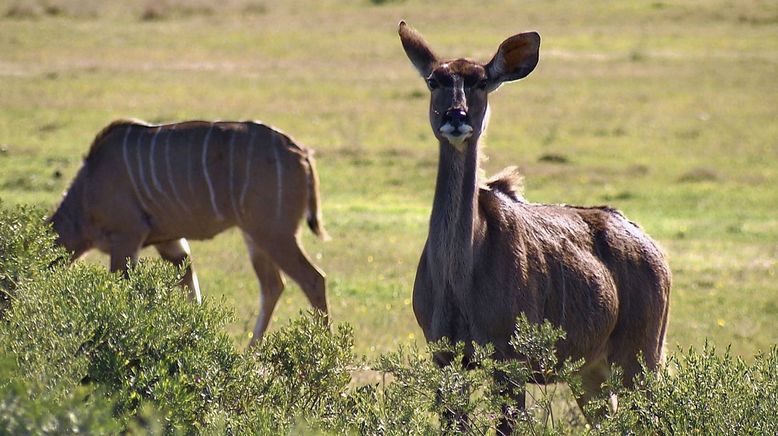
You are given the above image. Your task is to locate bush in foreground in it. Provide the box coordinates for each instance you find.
[0,203,776,434]
[597,343,778,434]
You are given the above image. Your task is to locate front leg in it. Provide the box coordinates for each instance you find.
[495,368,526,435]
[414,246,474,433]
[109,232,147,274]
[412,244,435,339]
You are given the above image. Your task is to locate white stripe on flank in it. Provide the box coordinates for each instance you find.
[201,125,223,220]
[121,126,152,212]
[163,125,191,213]
[239,129,257,212]
[135,129,158,211]
[149,126,166,197]
[227,130,241,223]
[271,133,284,221]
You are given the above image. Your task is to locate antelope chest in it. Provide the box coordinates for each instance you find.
[415,255,520,351]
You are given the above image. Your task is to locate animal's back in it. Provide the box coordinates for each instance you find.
[77,120,315,246]
[474,190,670,372]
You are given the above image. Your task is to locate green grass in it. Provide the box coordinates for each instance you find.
[1,0,776,359]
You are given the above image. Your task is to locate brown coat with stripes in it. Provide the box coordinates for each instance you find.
[51,119,328,346]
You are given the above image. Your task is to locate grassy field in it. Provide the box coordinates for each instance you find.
[1,0,776,360]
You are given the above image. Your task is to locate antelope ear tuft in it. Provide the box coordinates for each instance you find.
[398,21,438,78]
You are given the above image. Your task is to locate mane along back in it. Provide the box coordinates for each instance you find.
[86,119,149,160]
[486,166,525,202]
[248,121,311,157]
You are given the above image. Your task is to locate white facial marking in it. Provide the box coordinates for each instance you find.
[440,124,473,149]
[201,124,223,220]
[438,74,474,148]
[439,123,455,134]
[445,136,467,152]
[452,75,465,107]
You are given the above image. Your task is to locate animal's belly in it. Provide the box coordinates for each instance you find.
[145,215,234,245]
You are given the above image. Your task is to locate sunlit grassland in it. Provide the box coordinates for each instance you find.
[1,0,776,359]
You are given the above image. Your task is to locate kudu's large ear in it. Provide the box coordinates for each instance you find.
[485,32,540,91]
[398,21,438,78]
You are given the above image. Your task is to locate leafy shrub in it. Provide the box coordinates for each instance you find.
[0,203,776,434]
[595,343,778,434]
[0,202,361,433]
[215,312,358,434]
[0,203,66,319]
[1,257,240,432]
[325,316,584,435]
[0,357,121,434]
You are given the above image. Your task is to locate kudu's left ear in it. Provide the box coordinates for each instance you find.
[398,21,438,78]
[485,32,541,91]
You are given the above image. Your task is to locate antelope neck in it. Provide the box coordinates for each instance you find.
[427,134,483,288]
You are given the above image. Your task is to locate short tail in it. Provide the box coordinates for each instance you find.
[304,152,330,241]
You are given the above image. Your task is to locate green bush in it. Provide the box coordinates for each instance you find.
[595,343,778,434]
[0,202,776,434]
[0,203,67,319]
[0,356,121,434]
[0,239,243,431]
[0,202,360,433]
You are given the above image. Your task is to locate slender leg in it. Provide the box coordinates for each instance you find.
[243,234,286,347]
[575,357,617,421]
[155,238,201,304]
[109,232,146,273]
[264,235,328,317]
[495,370,525,435]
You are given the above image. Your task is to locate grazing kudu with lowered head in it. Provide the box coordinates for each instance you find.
[50,119,329,346]
[399,22,670,429]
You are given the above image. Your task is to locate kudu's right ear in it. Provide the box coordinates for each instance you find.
[398,21,438,78]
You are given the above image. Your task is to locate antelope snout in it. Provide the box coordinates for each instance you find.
[439,108,474,143]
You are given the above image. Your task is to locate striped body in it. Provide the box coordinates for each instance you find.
[51,119,329,345]
[84,120,319,246]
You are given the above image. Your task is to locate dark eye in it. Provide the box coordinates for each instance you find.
[426,77,439,90]
[476,79,488,90]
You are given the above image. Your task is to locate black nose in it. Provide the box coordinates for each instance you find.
[443,108,469,128]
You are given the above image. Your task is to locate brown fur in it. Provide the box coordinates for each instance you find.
[51,119,329,346]
[399,21,670,430]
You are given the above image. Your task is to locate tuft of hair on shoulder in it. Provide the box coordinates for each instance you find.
[486,166,525,202]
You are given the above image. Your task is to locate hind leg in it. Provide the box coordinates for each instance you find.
[575,356,618,422]
[263,235,327,318]
[156,238,202,304]
[243,233,286,347]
